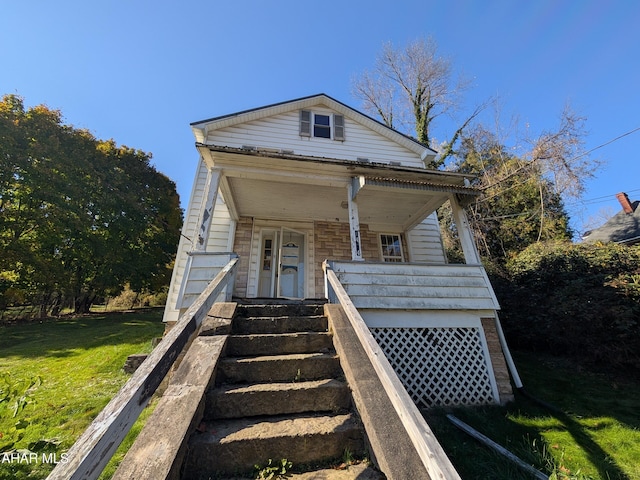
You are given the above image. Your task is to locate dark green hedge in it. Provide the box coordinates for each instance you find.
[490,241,640,372]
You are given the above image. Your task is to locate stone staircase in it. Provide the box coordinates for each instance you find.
[181,301,372,479]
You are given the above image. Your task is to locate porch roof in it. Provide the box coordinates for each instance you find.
[197,144,479,231]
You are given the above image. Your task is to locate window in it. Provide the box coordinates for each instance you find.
[314,114,331,138]
[380,234,404,262]
[262,238,273,271]
[300,110,345,141]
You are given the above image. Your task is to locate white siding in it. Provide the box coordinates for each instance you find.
[205,195,234,252]
[207,109,425,169]
[177,253,235,309]
[163,159,209,323]
[407,213,446,264]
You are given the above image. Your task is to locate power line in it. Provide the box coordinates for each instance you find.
[571,126,640,162]
[566,188,640,207]
[481,126,640,202]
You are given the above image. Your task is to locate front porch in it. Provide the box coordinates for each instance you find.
[158,123,519,410]
[163,144,483,323]
[171,249,514,407]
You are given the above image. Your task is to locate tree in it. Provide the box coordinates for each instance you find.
[0,94,183,314]
[441,105,599,262]
[450,126,573,260]
[529,105,602,200]
[352,37,482,167]
[352,40,601,259]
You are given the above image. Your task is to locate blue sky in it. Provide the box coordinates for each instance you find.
[2,0,639,236]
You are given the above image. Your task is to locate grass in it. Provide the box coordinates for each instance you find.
[425,351,640,479]
[2,310,640,479]
[0,309,165,480]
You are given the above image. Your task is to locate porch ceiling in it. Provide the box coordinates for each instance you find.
[201,145,479,231]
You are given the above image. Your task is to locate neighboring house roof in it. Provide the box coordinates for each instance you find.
[582,193,640,245]
[190,93,438,163]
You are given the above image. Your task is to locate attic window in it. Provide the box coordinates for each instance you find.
[300,110,345,141]
[314,114,331,138]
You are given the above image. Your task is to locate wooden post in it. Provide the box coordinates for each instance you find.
[347,178,364,261]
[449,194,481,264]
[194,167,221,251]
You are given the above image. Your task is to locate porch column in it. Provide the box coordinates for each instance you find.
[449,194,481,264]
[347,178,364,261]
[194,167,222,251]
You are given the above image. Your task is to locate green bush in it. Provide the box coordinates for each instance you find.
[493,241,640,372]
[107,285,168,310]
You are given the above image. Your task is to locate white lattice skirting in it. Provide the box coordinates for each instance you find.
[371,326,497,407]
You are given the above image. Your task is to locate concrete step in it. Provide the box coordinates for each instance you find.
[232,314,328,334]
[206,378,351,419]
[236,303,326,318]
[226,331,334,356]
[209,463,384,480]
[284,463,385,479]
[218,352,342,384]
[182,413,365,478]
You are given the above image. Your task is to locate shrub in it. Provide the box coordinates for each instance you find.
[108,285,168,310]
[493,241,640,372]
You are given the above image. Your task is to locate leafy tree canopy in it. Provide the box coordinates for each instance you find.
[0,94,182,314]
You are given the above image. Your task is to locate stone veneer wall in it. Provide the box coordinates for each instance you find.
[231,218,404,299]
[481,317,514,404]
[232,217,253,298]
[313,221,380,297]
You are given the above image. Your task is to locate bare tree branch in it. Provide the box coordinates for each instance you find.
[352,36,476,159]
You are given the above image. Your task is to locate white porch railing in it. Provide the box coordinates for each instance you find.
[178,251,238,309]
[46,256,239,480]
[326,260,500,311]
[322,260,461,480]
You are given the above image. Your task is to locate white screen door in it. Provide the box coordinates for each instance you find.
[277,227,305,298]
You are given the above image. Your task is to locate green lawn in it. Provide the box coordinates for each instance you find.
[2,310,640,480]
[0,310,165,480]
[425,351,640,479]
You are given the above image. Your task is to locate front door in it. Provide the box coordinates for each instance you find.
[277,227,305,298]
[257,227,306,298]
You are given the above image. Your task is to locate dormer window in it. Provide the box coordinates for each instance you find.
[300,110,345,141]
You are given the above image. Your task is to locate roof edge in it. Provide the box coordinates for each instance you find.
[196,142,474,186]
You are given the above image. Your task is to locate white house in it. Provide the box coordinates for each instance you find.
[163,94,514,406]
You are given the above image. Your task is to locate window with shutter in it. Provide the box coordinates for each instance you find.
[313,114,331,138]
[299,110,345,140]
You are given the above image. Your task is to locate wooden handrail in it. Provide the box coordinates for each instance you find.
[322,260,461,480]
[47,256,239,480]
